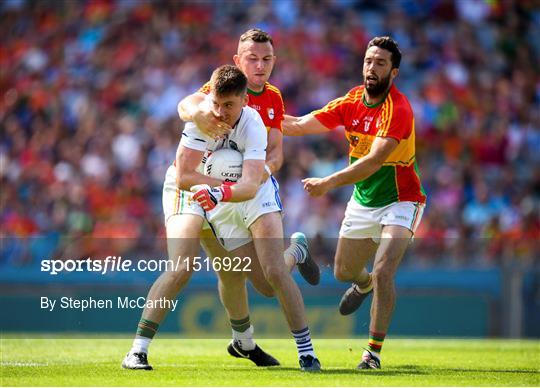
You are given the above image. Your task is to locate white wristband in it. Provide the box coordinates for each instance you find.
[264,164,272,176]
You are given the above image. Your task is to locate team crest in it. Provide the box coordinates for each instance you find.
[363,116,373,132]
[267,108,274,120]
[349,135,359,147]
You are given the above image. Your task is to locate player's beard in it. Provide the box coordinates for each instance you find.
[364,72,391,98]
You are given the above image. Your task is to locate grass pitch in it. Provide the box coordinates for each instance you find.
[1,336,539,386]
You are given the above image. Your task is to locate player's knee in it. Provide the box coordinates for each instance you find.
[372,265,394,286]
[262,266,286,289]
[161,269,192,292]
[333,265,351,282]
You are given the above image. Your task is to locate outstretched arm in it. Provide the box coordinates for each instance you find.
[282,114,330,136]
[303,137,399,197]
[177,92,231,139]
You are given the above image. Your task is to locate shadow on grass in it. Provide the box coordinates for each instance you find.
[386,365,539,376]
[442,368,539,374]
[392,365,539,376]
[268,365,428,376]
[273,364,539,376]
[134,364,539,377]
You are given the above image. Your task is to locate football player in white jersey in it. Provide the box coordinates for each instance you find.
[123,66,320,372]
[177,28,320,369]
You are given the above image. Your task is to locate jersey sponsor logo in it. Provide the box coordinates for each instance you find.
[267,108,274,120]
[251,104,261,111]
[262,201,276,208]
[347,131,375,158]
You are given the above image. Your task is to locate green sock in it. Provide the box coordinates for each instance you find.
[136,318,159,339]
[230,316,251,333]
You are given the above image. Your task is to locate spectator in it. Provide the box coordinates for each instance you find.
[1,0,538,268]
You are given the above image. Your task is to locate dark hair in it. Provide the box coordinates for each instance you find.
[367,36,402,69]
[210,65,247,97]
[239,28,274,46]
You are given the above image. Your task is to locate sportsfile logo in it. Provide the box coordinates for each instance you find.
[40,256,252,275]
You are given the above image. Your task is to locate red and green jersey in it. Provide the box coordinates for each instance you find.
[312,84,426,207]
[199,81,284,132]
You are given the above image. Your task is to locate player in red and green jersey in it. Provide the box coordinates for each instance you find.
[284,36,426,370]
[313,83,425,207]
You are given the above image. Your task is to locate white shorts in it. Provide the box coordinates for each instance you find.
[339,198,425,241]
[206,176,282,251]
[162,165,210,229]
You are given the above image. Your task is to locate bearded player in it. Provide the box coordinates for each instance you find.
[283,36,427,369]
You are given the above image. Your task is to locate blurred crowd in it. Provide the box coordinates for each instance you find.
[1,0,539,270]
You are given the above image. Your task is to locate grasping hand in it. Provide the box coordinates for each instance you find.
[192,107,231,140]
[190,182,234,211]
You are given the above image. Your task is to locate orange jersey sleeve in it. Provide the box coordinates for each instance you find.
[311,87,362,130]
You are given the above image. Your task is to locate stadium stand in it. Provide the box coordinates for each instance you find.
[1,1,539,338]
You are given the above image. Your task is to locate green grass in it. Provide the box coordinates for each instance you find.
[1,337,539,386]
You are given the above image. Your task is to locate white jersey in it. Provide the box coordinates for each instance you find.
[173,102,279,252]
[180,104,267,172]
